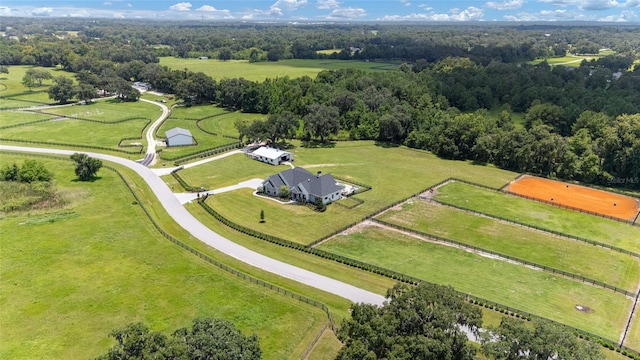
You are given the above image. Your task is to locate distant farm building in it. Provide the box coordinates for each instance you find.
[198,56,209,60]
[262,167,344,205]
[251,147,293,165]
[133,81,152,91]
[166,127,193,147]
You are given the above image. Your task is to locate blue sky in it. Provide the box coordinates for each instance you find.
[1,0,639,22]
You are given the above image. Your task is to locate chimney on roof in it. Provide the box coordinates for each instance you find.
[317,171,322,177]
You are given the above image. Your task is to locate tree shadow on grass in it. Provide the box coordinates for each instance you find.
[301,140,336,148]
[70,176,103,183]
[374,141,401,148]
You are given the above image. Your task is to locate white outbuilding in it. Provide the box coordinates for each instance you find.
[166,127,193,147]
[251,146,293,165]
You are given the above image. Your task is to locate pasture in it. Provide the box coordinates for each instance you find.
[378,200,640,291]
[0,65,76,109]
[529,49,614,67]
[194,141,515,243]
[0,154,328,360]
[434,181,640,253]
[159,57,399,82]
[317,226,631,342]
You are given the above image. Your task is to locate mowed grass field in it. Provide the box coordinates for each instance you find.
[159,57,399,82]
[378,200,640,291]
[434,182,640,253]
[198,141,516,244]
[0,155,327,360]
[317,226,631,342]
[0,66,77,109]
[0,111,56,127]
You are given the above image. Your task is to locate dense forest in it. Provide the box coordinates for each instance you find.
[1,18,639,189]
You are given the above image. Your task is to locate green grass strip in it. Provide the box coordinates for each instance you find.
[377,200,640,292]
[435,181,640,253]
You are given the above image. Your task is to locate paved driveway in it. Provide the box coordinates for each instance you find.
[1,145,385,306]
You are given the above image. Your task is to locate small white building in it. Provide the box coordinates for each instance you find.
[251,147,293,165]
[166,127,193,147]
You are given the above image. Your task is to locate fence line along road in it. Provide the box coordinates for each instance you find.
[0,145,385,306]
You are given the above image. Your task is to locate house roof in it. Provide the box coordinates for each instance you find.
[166,127,192,139]
[253,147,291,161]
[295,173,343,198]
[265,167,343,198]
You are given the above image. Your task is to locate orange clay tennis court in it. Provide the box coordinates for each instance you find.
[505,175,640,221]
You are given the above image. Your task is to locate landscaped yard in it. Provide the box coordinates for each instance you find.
[378,200,640,291]
[0,154,328,360]
[317,226,631,342]
[434,181,640,253]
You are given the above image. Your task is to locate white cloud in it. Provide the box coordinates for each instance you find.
[485,0,526,10]
[69,10,91,17]
[195,5,232,18]
[31,7,54,16]
[169,2,192,11]
[580,0,619,10]
[400,0,412,6]
[317,0,341,9]
[0,6,11,16]
[418,4,433,10]
[327,6,367,18]
[538,0,624,10]
[127,3,133,8]
[598,9,638,19]
[379,6,484,21]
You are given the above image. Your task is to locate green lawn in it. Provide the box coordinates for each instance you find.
[306,328,342,360]
[317,226,631,342]
[197,111,267,138]
[159,57,399,82]
[173,152,286,190]
[170,104,229,119]
[627,316,640,353]
[0,154,327,360]
[435,182,640,253]
[39,98,160,122]
[0,66,75,97]
[198,142,516,244]
[378,200,640,291]
[0,111,55,127]
[0,116,149,150]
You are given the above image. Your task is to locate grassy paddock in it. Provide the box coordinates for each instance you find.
[0,154,328,360]
[200,141,515,243]
[0,66,75,97]
[157,119,239,160]
[317,226,631,341]
[197,111,267,138]
[378,200,640,291]
[39,98,160,122]
[627,316,640,353]
[159,57,399,82]
[0,111,56,126]
[434,182,640,253]
[0,117,149,149]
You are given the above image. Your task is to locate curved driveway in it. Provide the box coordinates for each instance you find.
[0,144,386,306]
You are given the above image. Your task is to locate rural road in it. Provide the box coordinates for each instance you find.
[0,145,386,306]
[138,98,170,166]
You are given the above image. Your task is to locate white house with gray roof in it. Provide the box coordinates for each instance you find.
[262,167,343,205]
[166,127,193,147]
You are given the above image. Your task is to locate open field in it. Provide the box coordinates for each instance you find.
[529,50,613,67]
[0,66,77,109]
[173,152,285,190]
[0,154,328,360]
[378,200,640,291]
[38,99,161,123]
[170,104,229,119]
[197,111,267,138]
[435,182,640,253]
[0,117,149,150]
[159,57,399,82]
[628,315,640,352]
[317,226,631,341]
[0,111,56,126]
[199,141,516,243]
[507,175,639,221]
